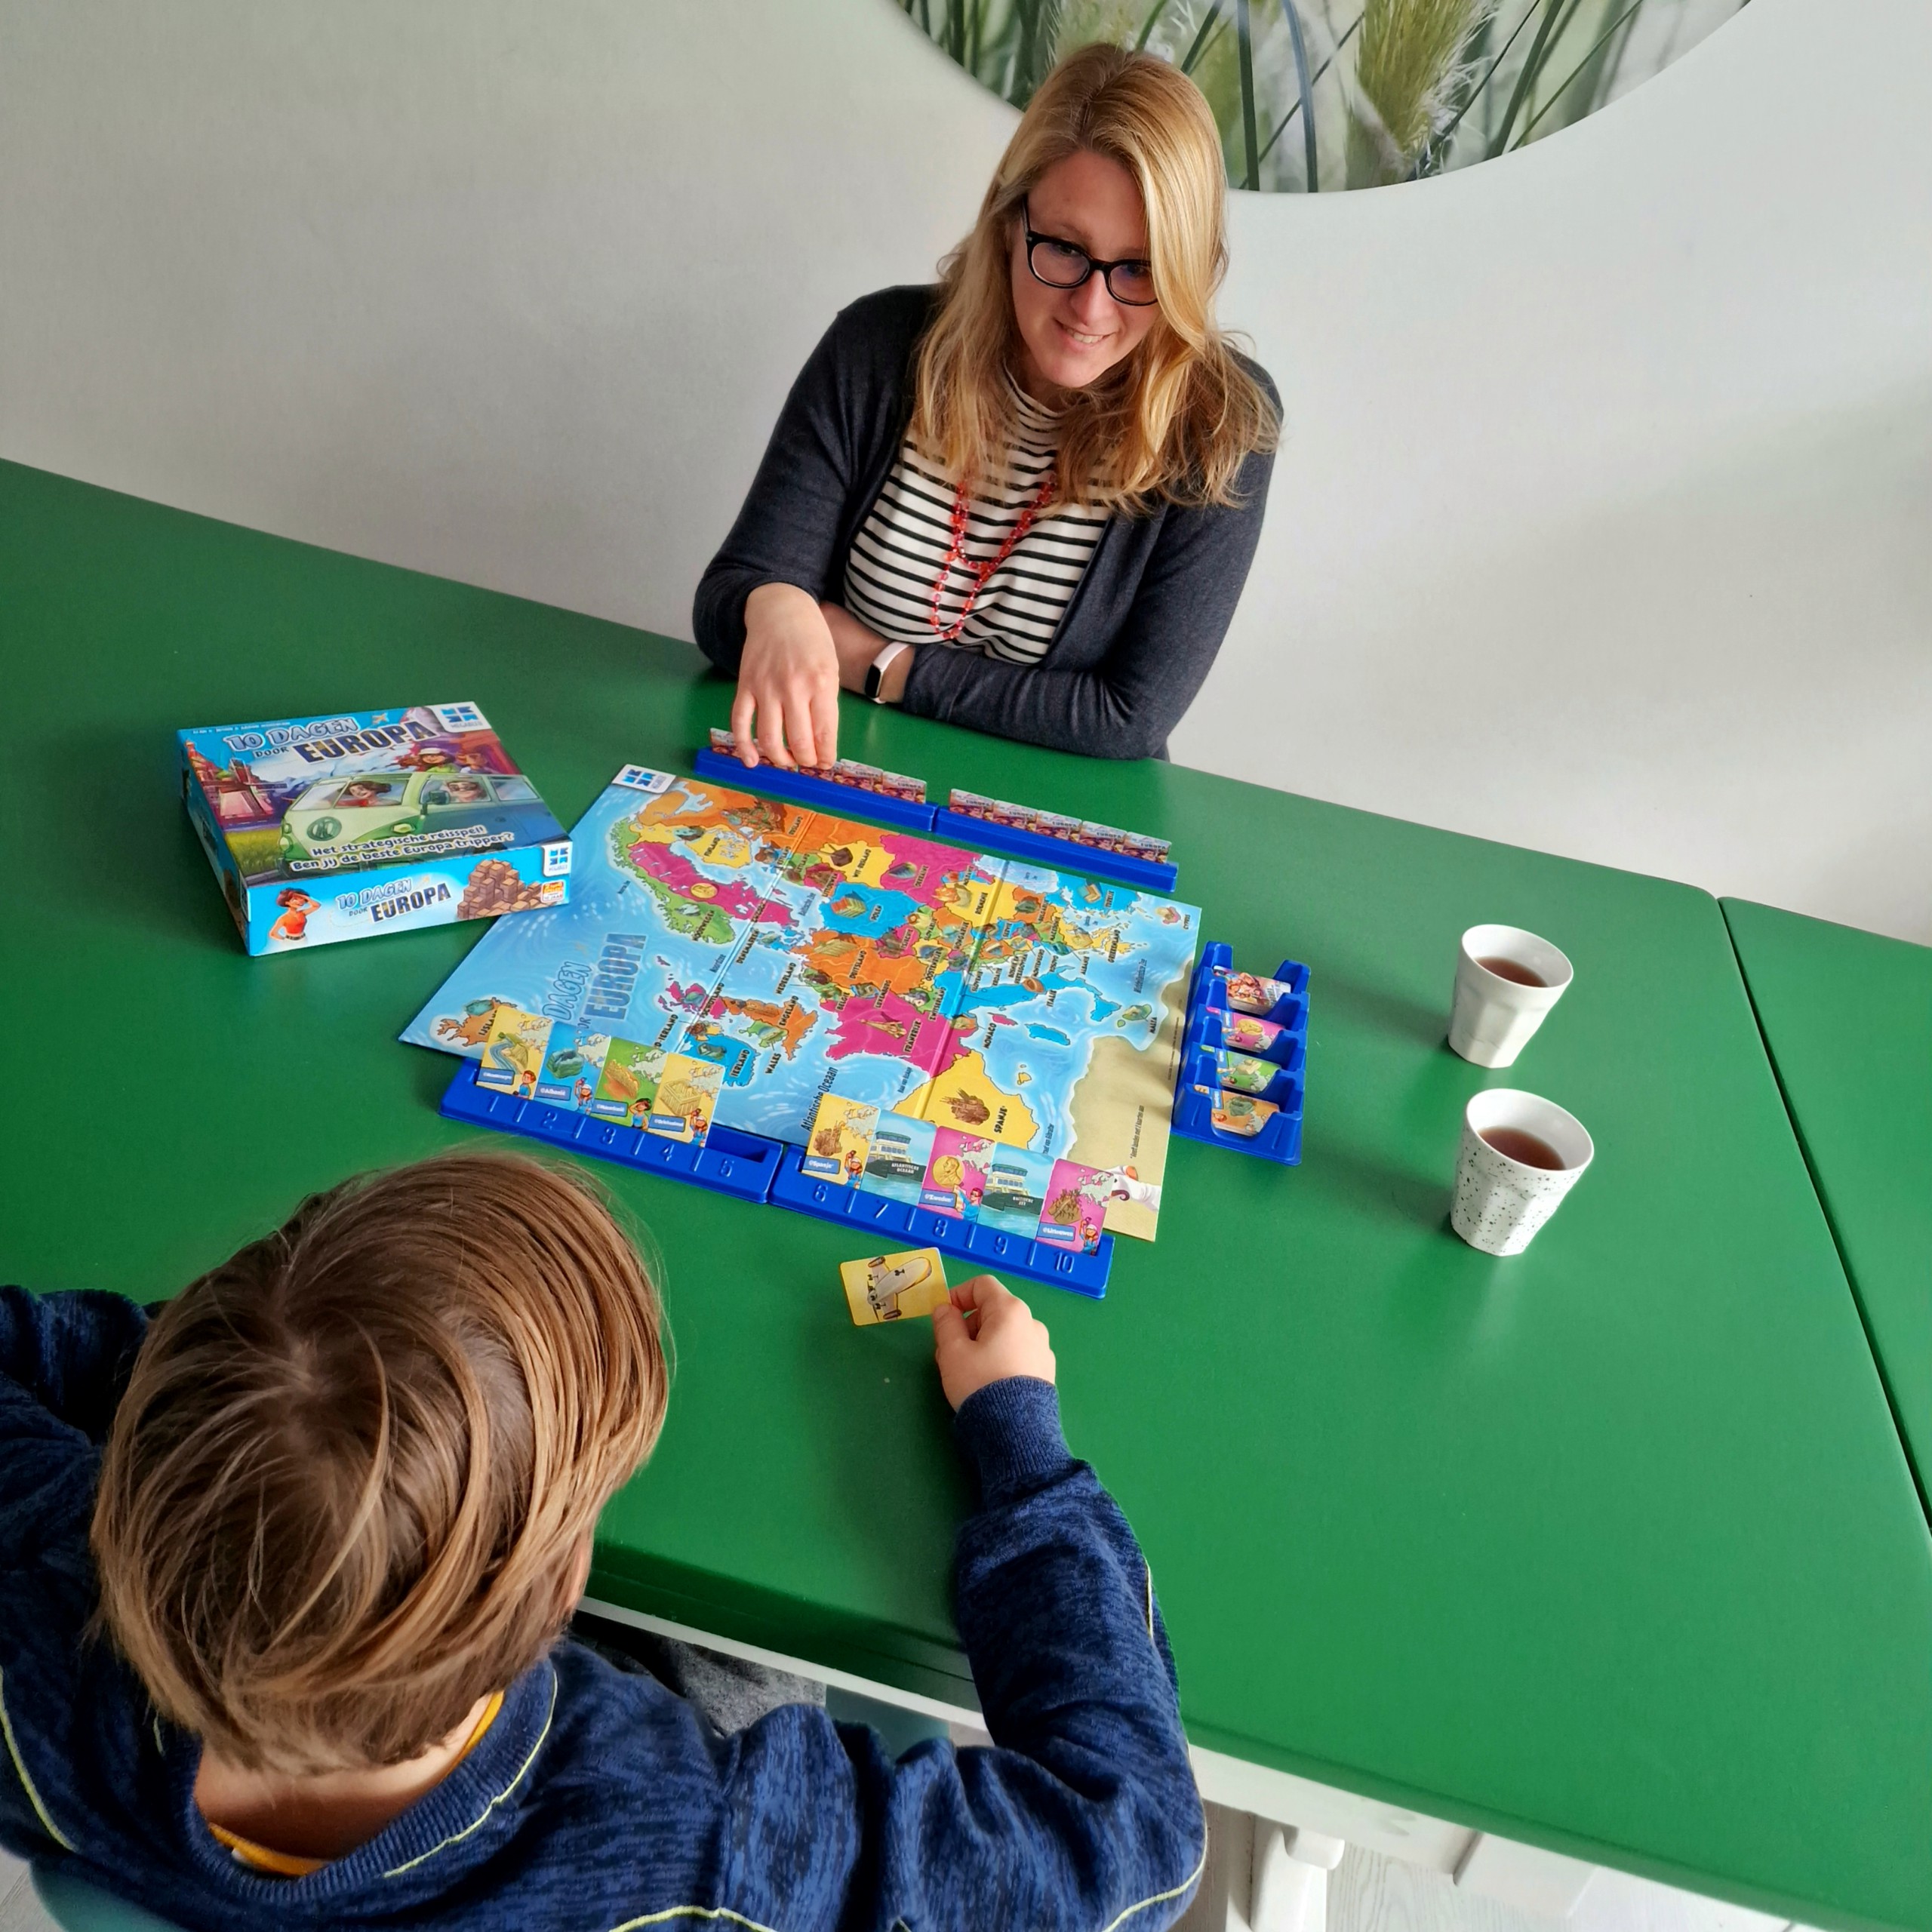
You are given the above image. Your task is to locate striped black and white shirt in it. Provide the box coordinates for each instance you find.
[841,380,1110,666]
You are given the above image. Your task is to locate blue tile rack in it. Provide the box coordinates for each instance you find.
[691,747,938,832]
[691,746,1178,895]
[769,1148,1112,1297]
[441,1060,1114,1295]
[1170,941,1309,1165]
[440,1060,783,1203]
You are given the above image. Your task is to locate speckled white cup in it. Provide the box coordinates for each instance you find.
[1451,1088,1594,1257]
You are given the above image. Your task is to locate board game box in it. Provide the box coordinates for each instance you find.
[178,703,572,955]
[404,764,1201,1241]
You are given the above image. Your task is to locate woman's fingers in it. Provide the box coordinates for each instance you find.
[808,677,841,770]
[729,686,761,770]
[784,680,820,771]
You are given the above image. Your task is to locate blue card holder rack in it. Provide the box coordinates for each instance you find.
[441,1061,1112,1296]
[770,1148,1112,1298]
[691,748,938,833]
[928,809,1179,894]
[690,749,1179,894]
[1170,941,1309,1165]
[440,1060,783,1204]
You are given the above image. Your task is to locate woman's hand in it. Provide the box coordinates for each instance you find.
[733,583,842,769]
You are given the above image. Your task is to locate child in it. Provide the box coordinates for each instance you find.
[0,1151,1204,1929]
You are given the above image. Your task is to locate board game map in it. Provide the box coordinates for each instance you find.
[404,766,1201,1240]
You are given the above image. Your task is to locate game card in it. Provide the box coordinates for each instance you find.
[1036,1158,1110,1254]
[1027,808,1083,843]
[1218,968,1295,1017]
[918,1128,994,1220]
[1222,1011,1287,1057]
[531,1023,608,1110]
[645,1052,721,1143]
[475,1004,551,1097]
[1214,1048,1281,1097]
[840,1247,949,1327]
[801,1092,880,1183]
[946,789,995,820]
[587,1036,668,1126]
[975,1144,1054,1236]
[1204,1087,1278,1138]
[857,1113,937,1205]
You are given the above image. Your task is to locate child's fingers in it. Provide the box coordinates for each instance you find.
[954,1272,1009,1314]
[931,1300,970,1356]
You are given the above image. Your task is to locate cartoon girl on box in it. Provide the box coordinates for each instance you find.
[269,888,320,944]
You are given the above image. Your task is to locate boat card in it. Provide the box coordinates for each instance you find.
[976,1144,1055,1236]
[858,1113,937,1205]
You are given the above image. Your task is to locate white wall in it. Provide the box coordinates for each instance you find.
[4,0,1927,939]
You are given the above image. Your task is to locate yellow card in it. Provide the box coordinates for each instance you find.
[839,1247,949,1327]
[645,1052,721,1143]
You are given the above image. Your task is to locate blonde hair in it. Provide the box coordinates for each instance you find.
[91,1150,668,1775]
[910,42,1278,514]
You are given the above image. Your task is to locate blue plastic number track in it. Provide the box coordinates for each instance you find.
[440,1061,782,1203]
[441,1061,1113,1295]
[771,1149,1111,1297]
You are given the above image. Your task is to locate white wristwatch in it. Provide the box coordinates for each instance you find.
[863,641,912,704]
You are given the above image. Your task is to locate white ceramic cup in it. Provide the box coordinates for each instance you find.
[1447,924,1574,1068]
[1451,1088,1595,1256]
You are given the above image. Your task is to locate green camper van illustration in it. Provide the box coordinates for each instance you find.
[278,770,552,865]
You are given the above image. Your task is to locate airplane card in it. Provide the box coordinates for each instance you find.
[839,1247,950,1326]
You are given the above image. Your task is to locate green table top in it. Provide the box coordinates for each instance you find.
[6,460,1930,1932]
[1724,897,1932,1517]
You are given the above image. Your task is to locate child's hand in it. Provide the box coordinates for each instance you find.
[931,1275,1056,1411]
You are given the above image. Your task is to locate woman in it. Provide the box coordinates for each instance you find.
[693,42,1278,768]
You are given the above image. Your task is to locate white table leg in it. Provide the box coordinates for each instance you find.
[1253,1823,1348,1932]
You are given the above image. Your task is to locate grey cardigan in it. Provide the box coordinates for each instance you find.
[692,285,1278,761]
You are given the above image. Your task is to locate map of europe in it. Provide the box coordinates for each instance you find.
[404,767,1200,1240]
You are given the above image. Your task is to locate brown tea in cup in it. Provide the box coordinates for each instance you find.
[1475,955,1549,987]
[1478,1124,1567,1170]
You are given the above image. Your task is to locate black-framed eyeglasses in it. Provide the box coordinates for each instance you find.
[1021,199,1158,307]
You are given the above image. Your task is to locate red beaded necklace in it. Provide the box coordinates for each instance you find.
[928,469,1058,643]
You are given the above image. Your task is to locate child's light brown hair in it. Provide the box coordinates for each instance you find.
[91,1150,667,1776]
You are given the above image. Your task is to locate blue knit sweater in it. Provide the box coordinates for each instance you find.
[0,1287,1205,1931]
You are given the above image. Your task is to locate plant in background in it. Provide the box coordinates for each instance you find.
[1347,0,1496,186]
[894,0,1751,192]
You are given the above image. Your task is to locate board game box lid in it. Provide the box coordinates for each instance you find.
[177,703,568,888]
